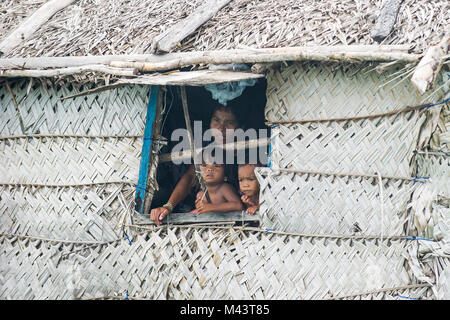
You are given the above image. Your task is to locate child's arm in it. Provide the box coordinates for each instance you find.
[240,195,258,207]
[240,195,260,215]
[196,184,243,214]
[245,204,259,215]
[150,165,194,225]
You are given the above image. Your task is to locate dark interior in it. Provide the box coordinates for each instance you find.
[150,78,268,212]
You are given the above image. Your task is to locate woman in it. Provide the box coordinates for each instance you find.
[150,104,241,226]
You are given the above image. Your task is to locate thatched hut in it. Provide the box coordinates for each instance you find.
[0,0,449,300]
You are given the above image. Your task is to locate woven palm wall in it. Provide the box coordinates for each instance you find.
[0,80,148,244]
[1,64,448,300]
[258,61,449,299]
[0,227,437,300]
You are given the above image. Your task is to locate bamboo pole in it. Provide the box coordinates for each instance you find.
[180,86,211,203]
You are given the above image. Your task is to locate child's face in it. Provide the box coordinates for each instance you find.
[209,107,239,143]
[238,165,260,197]
[200,163,225,185]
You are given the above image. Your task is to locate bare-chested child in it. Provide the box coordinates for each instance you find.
[238,164,260,215]
[194,162,243,214]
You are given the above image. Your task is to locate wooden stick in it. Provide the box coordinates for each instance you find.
[58,70,263,100]
[180,86,211,203]
[276,168,418,182]
[0,133,142,140]
[411,31,450,94]
[159,137,270,163]
[133,211,259,226]
[0,0,76,56]
[370,0,403,43]
[0,64,138,78]
[5,80,26,134]
[110,47,420,72]
[151,0,232,53]
[0,45,418,70]
[266,104,430,125]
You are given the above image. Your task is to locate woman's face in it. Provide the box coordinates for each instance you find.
[209,107,239,143]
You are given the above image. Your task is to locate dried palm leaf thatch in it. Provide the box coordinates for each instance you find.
[0,80,149,136]
[414,152,449,179]
[269,110,426,177]
[0,136,142,185]
[0,227,426,300]
[254,167,420,236]
[407,177,450,240]
[0,183,135,242]
[3,0,448,58]
[412,152,449,223]
[265,62,446,123]
[0,0,45,45]
[3,0,204,58]
[425,201,449,243]
[430,99,450,152]
[183,0,448,53]
[406,237,450,299]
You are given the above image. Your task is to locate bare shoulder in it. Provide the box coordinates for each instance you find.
[219,182,237,192]
[219,183,240,199]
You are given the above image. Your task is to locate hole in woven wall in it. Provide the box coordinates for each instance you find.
[18,81,27,91]
[149,79,269,218]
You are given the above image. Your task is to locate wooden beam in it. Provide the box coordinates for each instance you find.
[0,64,138,78]
[411,31,450,94]
[159,137,270,164]
[371,0,403,43]
[180,86,211,203]
[0,45,418,70]
[151,0,232,53]
[0,0,76,56]
[135,86,159,214]
[110,46,419,72]
[142,87,165,216]
[132,211,260,226]
[117,70,264,86]
[58,70,263,101]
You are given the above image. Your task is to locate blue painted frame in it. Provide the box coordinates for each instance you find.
[135,85,159,214]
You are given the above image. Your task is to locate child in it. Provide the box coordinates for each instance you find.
[194,161,243,214]
[238,164,261,215]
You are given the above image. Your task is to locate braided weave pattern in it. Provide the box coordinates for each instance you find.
[0,80,149,136]
[265,62,445,123]
[270,110,425,177]
[0,228,420,300]
[0,184,135,242]
[255,168,417,236]
[0,136,142,185]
